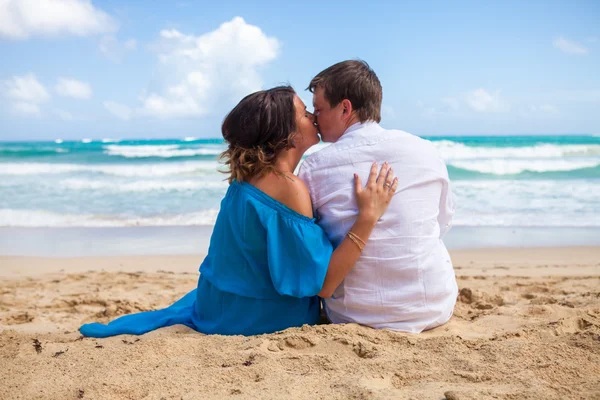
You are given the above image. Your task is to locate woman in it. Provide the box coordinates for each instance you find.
[80,86,398,337]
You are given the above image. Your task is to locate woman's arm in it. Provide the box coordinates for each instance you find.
[318,213,377,298]
[318,162,398,298]
[278,162,398,299]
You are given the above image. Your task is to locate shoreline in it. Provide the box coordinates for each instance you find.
[1,246,598,279]
[1,225,599,258]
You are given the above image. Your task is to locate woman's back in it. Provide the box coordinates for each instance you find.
[199,180,327,301]
[188,180,333,335]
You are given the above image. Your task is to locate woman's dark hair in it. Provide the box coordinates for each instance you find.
[220,86,297,183]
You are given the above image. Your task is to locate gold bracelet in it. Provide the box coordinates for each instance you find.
[347,233,364,251]
[348,231,366,248]
[347,231,365,251]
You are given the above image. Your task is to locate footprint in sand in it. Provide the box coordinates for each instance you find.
[263,334,319,352]
[352,341,378,358]
[283,335,319,349]
[529,296,558,305]
[2,312,35,325]
[550,316,599,335]
[458,287,504,311]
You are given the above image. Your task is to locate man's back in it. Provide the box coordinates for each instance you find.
[299,121,458,333]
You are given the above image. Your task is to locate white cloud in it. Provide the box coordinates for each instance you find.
[0,0,118,40]
[546,89,600,103]
[54,109,74,120]
[104,101,132,120]
[440,97,460,111]
[519,104,559,118]
[55,78,92,99]
[4,73,50,102]
[124,38,137,50]
[139,16,280,119]
[3,73,50,115]
[586,36,598,43]
[415,100,438,119]
[421,107,437,119]
[553,37,588,55]
[13,101,41,115]
[99,35,137,62]
[465,88,506,112]
[416,90,509,118]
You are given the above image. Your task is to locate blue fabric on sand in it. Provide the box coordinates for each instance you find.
[79,181,333,337]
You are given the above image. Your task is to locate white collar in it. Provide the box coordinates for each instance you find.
[337,120,380,143]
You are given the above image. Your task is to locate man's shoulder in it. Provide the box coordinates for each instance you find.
[379,128,441,157]
[381,127,434,147]
[301,126,440,172]
[302,145,333,168]
[300,139,349,177]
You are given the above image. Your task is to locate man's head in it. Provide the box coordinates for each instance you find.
[307,60,382,143]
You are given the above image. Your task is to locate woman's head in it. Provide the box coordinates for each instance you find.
[221,86,319,183]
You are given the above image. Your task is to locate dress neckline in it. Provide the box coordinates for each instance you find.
[234,180,316,224]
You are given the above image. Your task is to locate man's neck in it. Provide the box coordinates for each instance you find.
[342,115,361,134]
[337,117,378,143]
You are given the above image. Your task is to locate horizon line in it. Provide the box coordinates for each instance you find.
[1,132,598,143]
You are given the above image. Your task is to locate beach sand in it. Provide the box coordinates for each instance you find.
[1,247,599,399]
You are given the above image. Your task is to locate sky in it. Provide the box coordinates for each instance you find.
[0,0,599,141]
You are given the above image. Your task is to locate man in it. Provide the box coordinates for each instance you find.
[299,60,457,333]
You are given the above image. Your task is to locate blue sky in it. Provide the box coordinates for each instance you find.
[1,0,599,140]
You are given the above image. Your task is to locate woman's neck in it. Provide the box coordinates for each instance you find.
[248,148,305,187]
[273,148,303,174]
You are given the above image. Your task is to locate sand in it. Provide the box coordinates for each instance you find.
[1,247,599,399]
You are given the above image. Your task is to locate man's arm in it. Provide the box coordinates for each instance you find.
[438,159,455,238]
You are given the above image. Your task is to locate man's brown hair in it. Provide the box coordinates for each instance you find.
[307,60,382,123]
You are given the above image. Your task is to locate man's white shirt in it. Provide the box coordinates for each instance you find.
[299,121,458,333]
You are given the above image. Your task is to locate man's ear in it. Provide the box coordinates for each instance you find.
[341,99,353,117]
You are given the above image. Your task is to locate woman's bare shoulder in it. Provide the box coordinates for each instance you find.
[279,175,313,218]
[254,173,313,218]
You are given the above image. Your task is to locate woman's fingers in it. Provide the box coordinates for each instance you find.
[389,177,399,195]
[376,162,389,186]
[359,162,397,194]
[354,173,362,194]
[384,167,394,190]
[367,162,379,187]
[353,162,399,220]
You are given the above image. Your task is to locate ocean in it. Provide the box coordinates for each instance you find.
[0,135,599,231]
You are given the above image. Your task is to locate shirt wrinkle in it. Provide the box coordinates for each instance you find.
[298,122,458,333]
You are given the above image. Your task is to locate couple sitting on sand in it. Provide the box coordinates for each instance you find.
[80,60,458,338]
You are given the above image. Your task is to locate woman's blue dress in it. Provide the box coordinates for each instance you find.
[79,181,333,337]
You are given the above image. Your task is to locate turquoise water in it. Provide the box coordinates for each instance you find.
[0,135,599,228]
